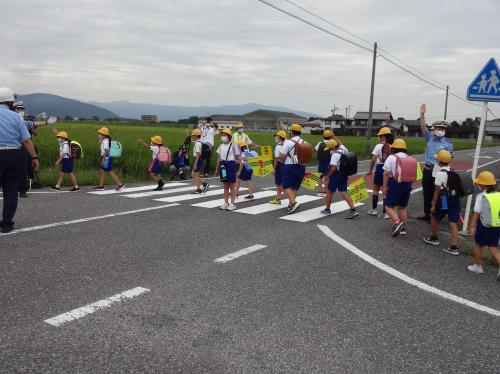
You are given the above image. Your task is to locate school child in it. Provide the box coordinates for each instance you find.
[269,130,287,204]
[422,150,461,255]
[315,130,334,197]
[214,128,241,211]
[382,139,413,237]
[236,140,255,199]
[138,135,166,191]
[50,131,80,192]
[191,129,209,194]
[92,127,125,191]
[320,139,359,219]
[466,171,500,279]
[366,127,394,218]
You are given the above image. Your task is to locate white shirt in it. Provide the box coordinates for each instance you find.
[274,143,284,158]
[201,126,215,147]
[150,145,160,160]
[280,136,303,165]
[383,152,408,176]
[314,141,324,152]
[59,141,70,159]
[234,132,252,146]
[193,141,202,158]
[434,166,451,189]
[474,191,486,214]
[217,142,240,161]
[100,138,110,156]
[330,145,348,167]
[371,143,386,164]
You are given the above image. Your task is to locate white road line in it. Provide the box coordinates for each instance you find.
[88,183,186,195]
[467,158,500,172]
[0,204,179,237]
[154,188,248,203]
[318,225,500,317]
[124,185,217,198]
[44,287,150,326]
[191,190,276,208]
[236,195,322,215]
[280,201,364,223]
[214,244,267,263]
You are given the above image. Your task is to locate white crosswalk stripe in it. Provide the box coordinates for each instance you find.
[235,195,322,215]
[88,182,187,195]
[154,188,248,203]
[280,201,364,223]
[191,190,276,208]
[124,185,219,198]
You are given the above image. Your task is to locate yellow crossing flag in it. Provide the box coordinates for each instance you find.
[348,177,369,203]
[260,145,273,159]
[248,156,274,177]
[301,172,321,190]
[416,162,423,181]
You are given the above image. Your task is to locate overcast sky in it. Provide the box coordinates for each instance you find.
[2,0,500,121]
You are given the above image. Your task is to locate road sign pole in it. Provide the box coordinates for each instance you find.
[462,101,488,233]
[365,42,377,157]
[444,85,449,120]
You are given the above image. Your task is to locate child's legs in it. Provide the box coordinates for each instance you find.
[223,182,229,203]
[229,183,237,204]
[56,172,64,187]
[430,216,439,236]
[246,179,254,194]
[385,205,399,223]
[473,243,483,265]
[398,207,408,223]
[149,172,160,182]
[69,173,78,186]
[340,191,355,209]
[448,222,458,246]
[285,188,295,204]
[372,185,380,209]
[235,179,241,193]
[108,171,122,185]
[192,171,201,188]
[488,247,500,264]
[325,191,333,209]
[98,168,105,186]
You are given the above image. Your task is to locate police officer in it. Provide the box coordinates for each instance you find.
[0,87,39,233]
[419,103,453,222]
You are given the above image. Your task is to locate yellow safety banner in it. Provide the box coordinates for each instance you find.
[416,162,423,181]
[260,145,273,159]
[348,177,369,203]
[248,156,274,177]
[301,172,322,190]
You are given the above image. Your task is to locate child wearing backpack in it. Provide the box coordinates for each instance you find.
[191,129,209,194]
[320,139,359,219]
[214,129,241,211]
[382,139,415,237]
[93,127,125,191]
[423,150,460,255]
[366,127,394,218]
[50,131,80,192]
[315,129,334,197]
[269,130,287,204]
[466,171,500,279]
[138,135,168,191]
[236,140,255,200]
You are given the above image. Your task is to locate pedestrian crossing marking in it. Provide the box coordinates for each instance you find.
[154,188,248,203]
[191,190,276,208]
[124,185,219,198]
[88,182,187,195]
[235,195,322,215]
[280,201,364,223]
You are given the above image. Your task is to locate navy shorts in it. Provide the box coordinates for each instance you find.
[475,220,500,247]
[61,158,74,173]
[239,166,253,181]
[433,196,461,223]
[275,163,284,186]
[328,171,348,193]
[220,160,237,184]
[385,178,412,207]
[317,160,330,177]
[149,159,164,174]
[373,163,384,187]
[282,164,306,191]
[193,159,202,172]
[100,156,112,172]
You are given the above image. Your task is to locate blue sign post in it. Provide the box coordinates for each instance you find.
[463,58,499,231]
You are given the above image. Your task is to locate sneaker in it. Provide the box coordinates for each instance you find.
[467,264,484,274]
[392,222,405,237]
[320,208,332,215]
[1,224,14,234]
[226,203,236,211]
[50,186,61,191]
[220,203,228,210]
[194,189,203,194]
[158,180,165,189]
[345,210,359,219]
[69,187,80,192]
[382,213,390,219]
[152,186,163,191]
[443,246,459,256]
[115,184,125,191]
[202,183,209,193]
[400,228,407,236]
[288,202,300,214]
[367,209,378,216]
[92,185,105,191]
[423,235,440,246]
[244,194,254,199]
[316,192,326,197]
[269,199,281,205]
[203,173,209,178]
[19,192,28,198]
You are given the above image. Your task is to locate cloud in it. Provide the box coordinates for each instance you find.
[2,0,499,119]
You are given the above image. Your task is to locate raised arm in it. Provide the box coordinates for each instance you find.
[419,103,427,134]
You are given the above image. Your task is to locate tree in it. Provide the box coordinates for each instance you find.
[450,120,460,128]
[92,115,100,121]
[462,117,474,128]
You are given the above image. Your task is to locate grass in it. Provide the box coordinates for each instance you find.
[32,121,487,186]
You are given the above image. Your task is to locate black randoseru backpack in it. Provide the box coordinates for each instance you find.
[338,152,358,177]
[316,142,331,162]
[445,170,465,198]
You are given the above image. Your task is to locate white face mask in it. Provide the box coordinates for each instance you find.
[221,136,229,143]
[238,129,243,134]
[275,136,281,143]
[98,134,103,140]
[57,138,64,143]
[434,130,445,138]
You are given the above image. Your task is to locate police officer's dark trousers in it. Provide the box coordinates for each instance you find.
[422,166,435,219]
[0,149,22,228]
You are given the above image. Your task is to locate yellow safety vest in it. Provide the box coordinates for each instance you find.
[482,192,500,227]
[233,132,249,143]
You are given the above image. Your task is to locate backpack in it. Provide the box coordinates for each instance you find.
[316,142,331,162]
[480,192,500,227]
[109,140,122,158]
[69,141,82,159]
[291,139,313,165]
[394,155,417,183]
[201,143,211,159]
[443,169,473,198]
[338,152,358,177]
[157,146,172,163]
[381,143,391,162]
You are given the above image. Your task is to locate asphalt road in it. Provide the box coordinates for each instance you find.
[1,145,500,373]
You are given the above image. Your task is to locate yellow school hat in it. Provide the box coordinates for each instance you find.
[97,127,109,136]
[235,122,244,129]
[474,171,497,186]
[56,131,68,139]
[237,140,247,147]
[391,138,407,150]
[151,135,163,145]
[323,129,333,138]
[220,128,232,137]
[191,129,201,136]
[435,150,452,163]
[323,139,338,150]
[377,127,391,136]
[290,123,302,132]
[275,130,288,139]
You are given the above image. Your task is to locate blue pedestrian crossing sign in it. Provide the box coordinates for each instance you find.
[467,58,500,102]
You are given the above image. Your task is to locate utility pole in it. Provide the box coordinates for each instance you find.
[366,42,377,156]
[444,85,449,120]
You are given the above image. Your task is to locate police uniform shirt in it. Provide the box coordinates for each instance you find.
[0,104,30,148]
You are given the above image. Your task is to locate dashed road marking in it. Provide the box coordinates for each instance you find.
[214,244,267,263]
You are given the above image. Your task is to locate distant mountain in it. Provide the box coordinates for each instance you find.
[91,101,318,121]
[20,93,119,119]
